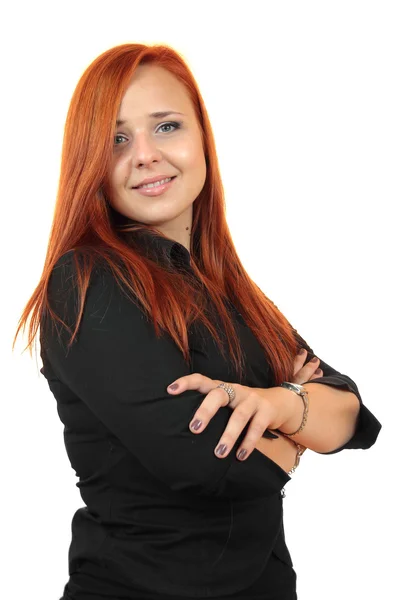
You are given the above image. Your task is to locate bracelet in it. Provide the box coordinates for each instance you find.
[279,385,309,437]
[287,441,307,475]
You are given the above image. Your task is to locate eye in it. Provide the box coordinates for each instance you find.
[156,121,182,134]
[114,134,128,145]
[113,121,182,146]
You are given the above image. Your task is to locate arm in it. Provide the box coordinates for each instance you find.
[278,383,361,454]
[40,250,290,501]
[279,332,382,454]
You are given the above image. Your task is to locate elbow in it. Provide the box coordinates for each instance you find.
[318,393,361,454]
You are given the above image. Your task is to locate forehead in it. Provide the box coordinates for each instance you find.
[118,64,192,119]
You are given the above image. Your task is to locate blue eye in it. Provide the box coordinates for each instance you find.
[114,134,128,145]
[156,121,182,134]
[114,121,182,146]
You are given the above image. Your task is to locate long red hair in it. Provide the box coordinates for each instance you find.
[12,42,303,384]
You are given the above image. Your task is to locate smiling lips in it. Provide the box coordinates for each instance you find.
[133,176,177,196]
[133,174,176,188]
[136,176,173,189]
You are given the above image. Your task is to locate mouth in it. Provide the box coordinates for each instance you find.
[133,176,177,190]
[132,176,177,196]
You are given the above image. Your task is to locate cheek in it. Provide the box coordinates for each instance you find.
[174,139,206,175]
[110,156,130,188]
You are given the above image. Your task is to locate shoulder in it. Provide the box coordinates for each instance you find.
[50,249,115,284]
[49,249,75,280]
[47,250,121,316]
[48,249,143,316]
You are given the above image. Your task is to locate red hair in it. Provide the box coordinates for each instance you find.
[13,42,302,384]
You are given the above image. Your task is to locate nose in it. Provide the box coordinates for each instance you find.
[131,131,163,168]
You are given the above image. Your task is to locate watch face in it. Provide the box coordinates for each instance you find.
[283,381,307,394]
[282,382,304,393]
[292,384,303,392]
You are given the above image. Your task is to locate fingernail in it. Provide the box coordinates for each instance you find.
[216,444,227,456]
[237,449,247,460]
[311,356,319,363]
[315,368,322,375]
[190,419,202,431]
[298,348,306,355]
[168,383,178,391]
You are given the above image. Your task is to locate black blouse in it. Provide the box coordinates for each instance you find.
[40,229,382,599]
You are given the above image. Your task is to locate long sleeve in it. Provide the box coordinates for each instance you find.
[40,251,290,501]
[292,330,382,454]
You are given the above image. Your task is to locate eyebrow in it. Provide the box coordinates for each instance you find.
[116,111,184,127]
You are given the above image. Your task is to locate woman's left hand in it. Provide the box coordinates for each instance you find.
[166,349,322,461]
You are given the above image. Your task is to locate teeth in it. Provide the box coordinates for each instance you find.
[137,177,172,189]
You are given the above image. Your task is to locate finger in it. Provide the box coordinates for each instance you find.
[309,368,323,380]
[292,349,307,376]
[292,356,321,384]
[213,400,261,459]
[189,385,238,435]
[167,373,216,395]
[233,410,274,461]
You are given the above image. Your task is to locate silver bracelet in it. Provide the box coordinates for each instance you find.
[278,381,309,437]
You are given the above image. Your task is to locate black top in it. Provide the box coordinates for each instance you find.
[39,229,382,600]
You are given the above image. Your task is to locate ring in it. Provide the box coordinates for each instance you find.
[216,382,236,405]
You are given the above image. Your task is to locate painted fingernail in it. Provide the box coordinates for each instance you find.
[315,368,322,375]
[237,449,247,460]
[298,348,306,355]
[190,419,202,431]
[311,356,319,363]
[216,444,227,456]
[168,383,179,391]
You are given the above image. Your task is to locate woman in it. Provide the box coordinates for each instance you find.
[14,43,381,599]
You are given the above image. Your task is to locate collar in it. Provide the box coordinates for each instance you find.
[134,228,192,268]
[110,209,191,268]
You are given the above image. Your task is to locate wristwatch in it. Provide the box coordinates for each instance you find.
[278,381,309,437]
[277,382,309,476]
[280,381,307,397]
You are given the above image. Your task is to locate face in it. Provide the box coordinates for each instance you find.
[107,64,207,248]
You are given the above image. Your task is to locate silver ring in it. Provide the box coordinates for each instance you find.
[216,382,236,405]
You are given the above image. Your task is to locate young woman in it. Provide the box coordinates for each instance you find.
[14,43,381,600]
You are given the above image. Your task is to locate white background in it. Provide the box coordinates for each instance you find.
[2,1,398,598]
